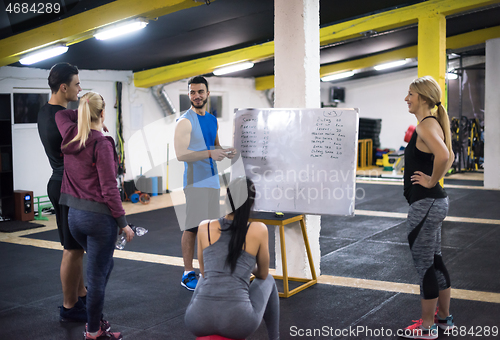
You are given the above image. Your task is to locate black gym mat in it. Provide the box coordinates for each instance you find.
[2,184,500,339]
[0,220,45,233]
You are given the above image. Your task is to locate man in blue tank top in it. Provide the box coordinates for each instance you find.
[174,76,236,291]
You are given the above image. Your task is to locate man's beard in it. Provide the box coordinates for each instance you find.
[191,98,207,109]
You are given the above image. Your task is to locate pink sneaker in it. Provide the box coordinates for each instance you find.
[400,319,438,339]
[84,325,122,340]
[85,320,111,333]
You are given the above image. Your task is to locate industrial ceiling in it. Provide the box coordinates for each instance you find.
[1,0,499,88]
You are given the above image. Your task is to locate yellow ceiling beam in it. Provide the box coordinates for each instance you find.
[447,25,500,50]
[320,46,418,78]
[319,0,499,46]
[417,13,447,102]
[133,41,275,88]
[255,25,500,91]
[134,0,497,88]
[0,0,205,67]
[321,25,500,77]
[255,75,275,91]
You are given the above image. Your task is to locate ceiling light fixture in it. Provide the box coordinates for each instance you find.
[19,44,69,65]
[213,61,254,76]
[321,71,355,82]
[374,59,408,71]
[95,18,148,40]
[446,73,458,80]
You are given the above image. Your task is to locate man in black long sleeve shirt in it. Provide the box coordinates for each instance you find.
[38,63,87,322]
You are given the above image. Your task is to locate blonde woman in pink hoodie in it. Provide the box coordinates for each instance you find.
[56,92,134,340]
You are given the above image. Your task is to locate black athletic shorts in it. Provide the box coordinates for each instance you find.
[47,179,83,250]
[183,187,221,233]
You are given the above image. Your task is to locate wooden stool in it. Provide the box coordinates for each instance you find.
[249,212,317,298]
[196,336,244,340]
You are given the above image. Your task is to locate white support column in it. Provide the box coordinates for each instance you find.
[274,0,321,278]
[484,38,500,189]
[275,0,320,108]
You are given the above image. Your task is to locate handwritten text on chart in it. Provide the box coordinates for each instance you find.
[310,112,344,159]
[238,111,348,163]
[239,119,269,164]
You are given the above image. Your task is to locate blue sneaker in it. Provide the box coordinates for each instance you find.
[435,314,456,330]
[181,271,198,291]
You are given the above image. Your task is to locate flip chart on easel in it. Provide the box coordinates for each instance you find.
[232,108,359,216]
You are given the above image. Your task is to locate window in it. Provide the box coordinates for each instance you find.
[179,94,223,118]
[13,93,49,124]
[179,94,191,112]
[68,98,80,110]
[208,95,222,118]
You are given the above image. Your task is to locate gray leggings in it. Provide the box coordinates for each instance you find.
[407,197,451,299]
[185,274,280,340]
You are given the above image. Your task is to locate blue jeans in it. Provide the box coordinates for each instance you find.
[68,208,117,332]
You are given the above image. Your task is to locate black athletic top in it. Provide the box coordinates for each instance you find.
[37,103,66,181]
[403,116,447,205]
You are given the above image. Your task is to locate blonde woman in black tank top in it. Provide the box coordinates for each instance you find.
[401,76,456,339]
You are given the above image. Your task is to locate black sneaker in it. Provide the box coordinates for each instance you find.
[60,299,87,322]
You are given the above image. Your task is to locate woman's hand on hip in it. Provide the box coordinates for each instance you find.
[411,171,434,188]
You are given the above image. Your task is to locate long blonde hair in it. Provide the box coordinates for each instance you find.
[410,76,453,167]
[66,92,105,149]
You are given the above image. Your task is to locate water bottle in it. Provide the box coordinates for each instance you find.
[115,224,148,250]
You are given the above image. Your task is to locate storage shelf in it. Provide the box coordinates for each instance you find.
[0,93,14,218]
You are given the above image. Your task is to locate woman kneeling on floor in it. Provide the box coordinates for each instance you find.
[185,177,280,340]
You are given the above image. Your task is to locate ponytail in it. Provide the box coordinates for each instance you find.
[410,76,454,168]
[64,92,105,149]
[435,103,454,168]
[225,177,256,273]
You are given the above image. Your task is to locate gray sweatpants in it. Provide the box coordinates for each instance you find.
[185,274,280,339]
[406,197,451,299]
